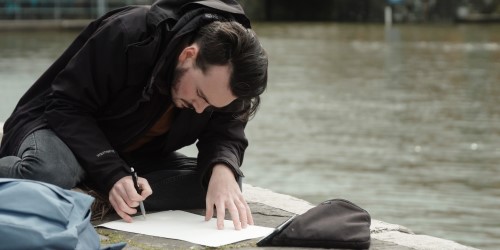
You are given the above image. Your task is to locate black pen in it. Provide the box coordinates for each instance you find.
[130,167,147,219]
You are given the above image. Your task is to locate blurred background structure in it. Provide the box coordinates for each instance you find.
[0,0,499,22]
[0,1,499,250]
[0,0,154,19]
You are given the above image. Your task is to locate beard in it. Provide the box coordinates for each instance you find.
[170,66,189,108]
[171,66,187,94]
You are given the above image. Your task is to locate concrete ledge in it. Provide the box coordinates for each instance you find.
[242,184,478,250]
[0,125,477,249]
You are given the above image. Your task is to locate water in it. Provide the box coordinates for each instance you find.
[1,24,500,249]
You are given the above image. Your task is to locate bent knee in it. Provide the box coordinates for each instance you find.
[16,155,83,189]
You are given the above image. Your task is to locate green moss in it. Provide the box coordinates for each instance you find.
[205,241,257,249]
[97,228,163,250]
[97,228,257,249]
[97,228,125,244]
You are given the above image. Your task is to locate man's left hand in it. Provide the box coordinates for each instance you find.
[205,164,254,230]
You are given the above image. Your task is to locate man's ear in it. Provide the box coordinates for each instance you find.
[178,44,199,65]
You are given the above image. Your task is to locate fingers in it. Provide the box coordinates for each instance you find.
[206,196,230,230]
[237,199,248,229]
[138,177,153,198]
[205,201,214,222]
[205,164,254,230]
[245,201,254,225]
[216,201,227,230]
[123,184,142,206]
[207,196,253,230]
[232,197,254,229]
[109,176,152,222]
[227,201,242,230]
[109,192,136,223]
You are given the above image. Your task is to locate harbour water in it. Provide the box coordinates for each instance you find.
[1,23,499,249]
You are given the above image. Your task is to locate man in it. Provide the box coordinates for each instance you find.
[0,0,268,230]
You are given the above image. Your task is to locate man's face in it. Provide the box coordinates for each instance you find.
[171,45,236,113]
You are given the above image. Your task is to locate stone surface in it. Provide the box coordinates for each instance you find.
[242,184,479,250]
[94,203,293,249]
[92,184,478,250]
[0,124,478,249]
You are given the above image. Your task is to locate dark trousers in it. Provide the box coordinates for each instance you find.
[0,129,224,211]
[125,152,207,210]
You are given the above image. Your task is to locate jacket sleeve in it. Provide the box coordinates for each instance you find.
[196,111,248,188]
[44,16,133,194]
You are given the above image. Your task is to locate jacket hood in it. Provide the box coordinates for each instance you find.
[147,0,250,28]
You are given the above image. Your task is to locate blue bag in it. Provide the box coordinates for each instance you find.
[0,178,125,250]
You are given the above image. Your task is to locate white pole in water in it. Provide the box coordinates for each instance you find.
[97,0,107,18]
[385,6,392,28]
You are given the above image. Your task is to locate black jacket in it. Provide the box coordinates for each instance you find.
[0,0,251,193]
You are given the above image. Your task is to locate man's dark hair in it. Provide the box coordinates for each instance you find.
[193,21,268,122]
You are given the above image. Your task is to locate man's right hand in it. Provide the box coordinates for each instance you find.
[109,176,153,222]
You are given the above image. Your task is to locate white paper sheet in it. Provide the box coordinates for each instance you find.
[98,210,274,247]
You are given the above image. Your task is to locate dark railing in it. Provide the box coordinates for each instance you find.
[0,0,155,19]
[1,0,499,22]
